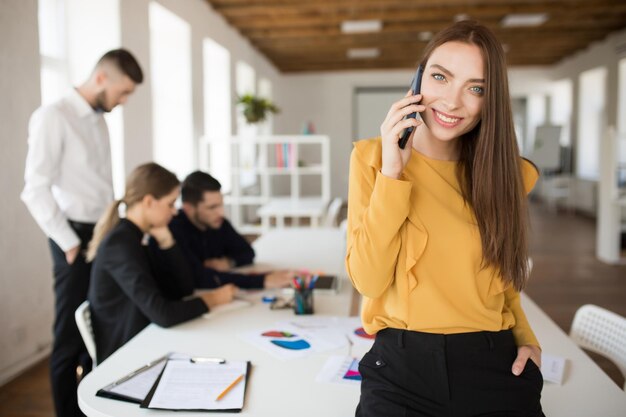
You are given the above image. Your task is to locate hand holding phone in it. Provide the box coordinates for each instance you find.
[398,65,423,149]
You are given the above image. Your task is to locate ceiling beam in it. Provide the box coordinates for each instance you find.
[218,3,625,29]
[210,0,616,15]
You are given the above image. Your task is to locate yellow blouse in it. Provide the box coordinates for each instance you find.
[346,138,540,347]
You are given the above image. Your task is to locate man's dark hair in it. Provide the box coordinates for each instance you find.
[182,171,222,204]
[97,48,144,84]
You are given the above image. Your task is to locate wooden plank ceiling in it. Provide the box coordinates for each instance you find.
[204,0,626,73]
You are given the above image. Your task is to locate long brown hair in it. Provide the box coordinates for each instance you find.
[86,162,179,261]
[419,21,530,291]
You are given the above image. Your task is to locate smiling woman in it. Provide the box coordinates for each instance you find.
[347,20,545,417]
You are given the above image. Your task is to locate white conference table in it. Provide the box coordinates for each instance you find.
[78,228,626,417]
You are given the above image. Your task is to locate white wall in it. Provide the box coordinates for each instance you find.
[0,0,55,385]
[0,0,281,385]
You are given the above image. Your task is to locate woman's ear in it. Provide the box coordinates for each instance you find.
[142,194,156,208]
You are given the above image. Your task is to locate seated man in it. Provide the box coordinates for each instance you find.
[164,170,293,289]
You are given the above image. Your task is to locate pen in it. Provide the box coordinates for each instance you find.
[190,357,226,364]
[215,373,245,401]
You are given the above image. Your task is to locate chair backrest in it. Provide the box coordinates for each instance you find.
[569,304,626,390]
[75,300,97,366]
[323,197,343,227]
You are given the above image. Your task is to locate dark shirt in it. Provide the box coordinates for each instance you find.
[89,219,208,363]
[164,210,265,290]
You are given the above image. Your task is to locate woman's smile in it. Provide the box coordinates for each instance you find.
[432,109,463,127]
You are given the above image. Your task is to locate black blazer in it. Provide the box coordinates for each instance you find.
[157,210,265,289]
[89,219,208,363]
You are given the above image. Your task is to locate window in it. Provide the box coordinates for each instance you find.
[525,94,546,156]
[38,0,69,105]
[550,79,573,147]
[235,61,256,188]
[203,38,232,192]
[39,0,125,196]
[617,58,626,182]
[619,58,626,134]
[149,2,193,180]
[577,67,607,180]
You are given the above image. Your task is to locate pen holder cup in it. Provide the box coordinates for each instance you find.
[294,288,314,315]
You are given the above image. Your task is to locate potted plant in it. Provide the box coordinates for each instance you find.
[237,94,280,124]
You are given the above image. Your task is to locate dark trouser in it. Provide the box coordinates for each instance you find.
[356,328,545,417]
[48,221,94,417]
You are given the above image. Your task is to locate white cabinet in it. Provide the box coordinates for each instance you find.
[200,135,330,234]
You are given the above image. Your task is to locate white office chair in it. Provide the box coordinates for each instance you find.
[541,174,573,212]
[323,197,343,227]
[75,300,97,366]
[569,304,626,390]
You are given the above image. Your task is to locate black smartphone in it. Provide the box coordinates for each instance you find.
[398,65,424,149]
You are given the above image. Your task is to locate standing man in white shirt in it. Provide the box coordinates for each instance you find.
[21,49,143,417]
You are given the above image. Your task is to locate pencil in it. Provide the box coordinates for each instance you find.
[215,373,244,401]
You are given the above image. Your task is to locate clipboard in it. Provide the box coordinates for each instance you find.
[140,360,252,412]
[96,354,170,404]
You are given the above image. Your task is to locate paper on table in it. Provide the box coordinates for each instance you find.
[282,316,373,349]
[276,318,348,351]
[145,360,248,410]
[316,355,362,386]
[240,321,347,360]
[107,359,167,401]
[541,353,567,384]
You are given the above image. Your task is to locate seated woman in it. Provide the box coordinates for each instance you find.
[86,162,235,363]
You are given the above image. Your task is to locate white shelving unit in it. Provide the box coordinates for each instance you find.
[200,135,331,234]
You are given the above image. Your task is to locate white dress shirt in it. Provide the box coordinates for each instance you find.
[21,89,114,252]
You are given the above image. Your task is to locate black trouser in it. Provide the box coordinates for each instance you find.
[48,221,94,417]
[356,328,545,417]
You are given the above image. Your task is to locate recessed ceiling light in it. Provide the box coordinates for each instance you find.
[418,31,433,42]
[347,48,380,59]
[341,20,383,34]
[501,13,548,27]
